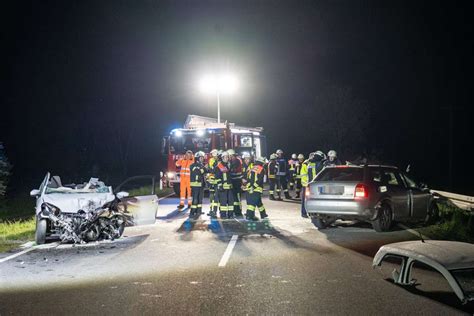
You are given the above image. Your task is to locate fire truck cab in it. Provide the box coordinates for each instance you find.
[161,115,267,194]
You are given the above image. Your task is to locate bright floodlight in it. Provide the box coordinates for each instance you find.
[198,73,238,95]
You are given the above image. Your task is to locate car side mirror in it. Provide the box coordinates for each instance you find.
[30,189,40,197]
[116,191,129,199]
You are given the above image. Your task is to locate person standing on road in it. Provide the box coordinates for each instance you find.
[323,150,342,167]
[189,151,206,218]
[228,149,244,217]
[299,153,312,217]
[288,153,298,193]
[300,151,325,217]
[267,153,278,200]
[206,149,219,218]
[245,157,269,221]
[294,154,305,198]
[276,149,291,199]
[176,150,194,209]
[215,151,234,219]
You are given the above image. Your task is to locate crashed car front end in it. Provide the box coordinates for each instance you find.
[32,173,132,244]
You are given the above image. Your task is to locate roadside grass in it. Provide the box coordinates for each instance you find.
[0,217,36,253]
[0,187,174,253]
[419,201,474,243]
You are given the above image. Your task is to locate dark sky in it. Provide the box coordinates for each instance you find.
[1,0,473,193]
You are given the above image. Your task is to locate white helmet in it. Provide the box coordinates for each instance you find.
[242,152,251,159]
[308,152,315,159]
[297,154,304,159]
[276,149,283,154]
[195,151,205,158]
[255,157,266,164]
[227,149,236,156]
[291,153,297,159]
[315,150,325,159]
[270,153,278,160]
[220,151,229,158]
[327,150,337,158]
[210,149,218,157]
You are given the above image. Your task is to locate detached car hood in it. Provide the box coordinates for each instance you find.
[42,192,115,213]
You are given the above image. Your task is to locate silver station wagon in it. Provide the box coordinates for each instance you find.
[305,165,438,231]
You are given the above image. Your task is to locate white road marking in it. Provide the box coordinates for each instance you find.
[397,223,430,240]
[0,247,36,263]
[218,234,239,267]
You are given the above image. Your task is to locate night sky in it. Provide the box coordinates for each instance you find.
[1,0,473,194]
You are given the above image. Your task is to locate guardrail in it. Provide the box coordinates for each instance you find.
[431,189,474,212]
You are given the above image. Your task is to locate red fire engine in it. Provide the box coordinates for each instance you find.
[161,115,267,194]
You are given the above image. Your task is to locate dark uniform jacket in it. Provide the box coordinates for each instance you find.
[246,163,265,193]
[214,161,233,190]
[190,161,206,187]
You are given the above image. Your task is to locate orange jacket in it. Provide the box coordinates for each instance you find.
[176,157,194,178]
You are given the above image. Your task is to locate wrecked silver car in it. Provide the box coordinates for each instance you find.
[30,173,159,244]
[373,240,474,304]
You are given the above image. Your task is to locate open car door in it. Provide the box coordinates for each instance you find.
[115,175,158,226]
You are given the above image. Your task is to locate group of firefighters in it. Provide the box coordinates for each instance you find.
[174,148,342,221]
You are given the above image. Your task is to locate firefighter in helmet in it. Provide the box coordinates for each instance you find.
[189,151,206,218]
[206,149,219,218]
[228,149,244,217]
[215,151,234,219]
[294,154,305,198]
[245,156,269,221]
[288,153,298,192]
[276,149,291,199]
[267,153,278,200]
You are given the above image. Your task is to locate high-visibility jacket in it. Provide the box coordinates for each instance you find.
[246,163,265,193]
[288,159,297,172]
[295,160,304,179]
[267,160,277,179]
[301,159,318,187]
[215,161,233,190]
[176,157,194,178]
[206,157,218,185]
[190,161,206,187]
[243,162,253,179]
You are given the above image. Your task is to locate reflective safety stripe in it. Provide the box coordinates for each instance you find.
[228,205,234,211]
[197,204,202,208]
[190,182,202,187]
[191,205,197,209]
[220,206,228,211]
[269,190,274,194]
[268,175,276,179]
[223,183,233,189]
[247,205,256,211]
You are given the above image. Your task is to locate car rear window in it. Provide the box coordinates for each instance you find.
[316,167,364,182]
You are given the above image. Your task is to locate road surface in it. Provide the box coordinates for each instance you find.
[1,194,473,315]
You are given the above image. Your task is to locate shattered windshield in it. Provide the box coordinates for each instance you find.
[45,178,111,194]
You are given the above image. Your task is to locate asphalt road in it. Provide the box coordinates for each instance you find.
[1,194,473,315]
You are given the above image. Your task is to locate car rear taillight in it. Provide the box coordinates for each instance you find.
[354,183,368,198]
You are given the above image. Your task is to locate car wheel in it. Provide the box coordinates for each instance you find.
[173,183,180,196]
[312,216,327,229]
[372,204,392,232]
[35,218,47,245]
[424,202,440,225]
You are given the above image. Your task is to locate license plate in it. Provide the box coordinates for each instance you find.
[318,185,344,195]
